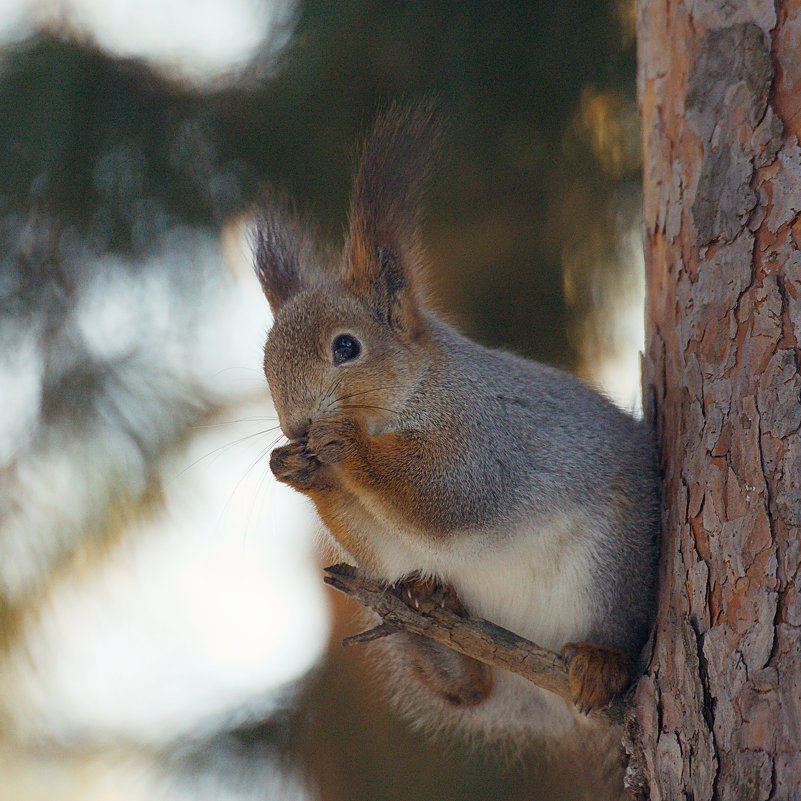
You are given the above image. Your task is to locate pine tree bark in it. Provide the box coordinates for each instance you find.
[634,1,801,798]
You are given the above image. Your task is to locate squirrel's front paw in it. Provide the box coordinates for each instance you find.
[270,440,323,490]
[561,642,633,714]
[307,416,364,465]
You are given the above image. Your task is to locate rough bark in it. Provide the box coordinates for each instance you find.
[634,1,801,799]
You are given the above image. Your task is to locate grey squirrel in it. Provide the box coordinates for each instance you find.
[254,103,659,740]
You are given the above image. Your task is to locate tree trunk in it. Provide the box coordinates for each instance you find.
[633,1,801,798]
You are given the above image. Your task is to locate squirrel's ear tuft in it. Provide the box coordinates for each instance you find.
[344,101,441,336]
[253,202,308,315]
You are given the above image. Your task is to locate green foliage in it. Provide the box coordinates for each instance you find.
[1,0,636,365]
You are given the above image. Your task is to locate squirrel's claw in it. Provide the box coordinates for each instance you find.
[394,575,470,617]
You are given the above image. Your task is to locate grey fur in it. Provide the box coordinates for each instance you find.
[401,315,660,656]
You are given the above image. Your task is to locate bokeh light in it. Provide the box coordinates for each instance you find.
[0,2,645,798]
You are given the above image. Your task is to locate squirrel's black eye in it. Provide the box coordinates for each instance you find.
[332,334,362,365]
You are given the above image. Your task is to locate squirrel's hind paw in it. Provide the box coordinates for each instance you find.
[392,577,493,707]
[404,633,494,707]
[561,641,633,715]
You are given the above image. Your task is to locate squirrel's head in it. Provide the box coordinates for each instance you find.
[255,103,438,440]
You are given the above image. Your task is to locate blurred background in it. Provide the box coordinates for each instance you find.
[0,1,644,799]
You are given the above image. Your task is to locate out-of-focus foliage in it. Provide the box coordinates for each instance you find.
[0,2,641,800]
[2,0,638,364]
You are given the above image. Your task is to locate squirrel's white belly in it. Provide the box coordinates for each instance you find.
[324,503,593,738]
[363,508,596,652]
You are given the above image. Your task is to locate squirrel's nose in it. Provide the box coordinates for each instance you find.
[285,417,312,441]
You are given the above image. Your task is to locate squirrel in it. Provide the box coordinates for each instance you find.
[254,103,660,741]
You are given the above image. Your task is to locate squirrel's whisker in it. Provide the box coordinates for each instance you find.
[327,384,408,407]
[178,426,283,475]
[190,416,279,430]
[342,403,399,416]
[319,371,347,410]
